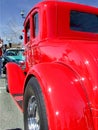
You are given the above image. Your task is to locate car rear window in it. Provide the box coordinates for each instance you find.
[70,11,98,33]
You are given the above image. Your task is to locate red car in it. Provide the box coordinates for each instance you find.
[6,1,98,130]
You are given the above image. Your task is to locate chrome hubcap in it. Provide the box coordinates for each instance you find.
[27,96,40,130]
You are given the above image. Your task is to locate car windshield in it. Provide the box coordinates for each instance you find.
[5,49,24,56]
[70,11,98,33]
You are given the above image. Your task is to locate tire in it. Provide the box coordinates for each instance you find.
[3,66,6,74]
[5,73,9,93]
[24,77,48,130]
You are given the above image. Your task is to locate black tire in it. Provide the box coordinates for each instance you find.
[3,66,6,74]
[24,77,48,130]
[5,73,9,93]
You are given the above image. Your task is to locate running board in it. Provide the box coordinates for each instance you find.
[10,94,23,112]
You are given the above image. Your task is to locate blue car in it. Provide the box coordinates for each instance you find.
[2,48,25,74]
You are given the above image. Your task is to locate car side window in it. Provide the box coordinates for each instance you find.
[33,12,39,38]
[70,11,98,33]
[26,20,30,42]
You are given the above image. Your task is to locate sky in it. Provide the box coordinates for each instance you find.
[0,0,98,44]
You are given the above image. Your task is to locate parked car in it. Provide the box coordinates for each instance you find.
[6,1,98,130]
[2,48,25,74]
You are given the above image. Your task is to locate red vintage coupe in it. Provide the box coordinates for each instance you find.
[6,0,98,130]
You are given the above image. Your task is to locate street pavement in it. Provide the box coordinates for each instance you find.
[0,75,24,130]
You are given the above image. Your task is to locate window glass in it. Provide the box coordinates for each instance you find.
[26,21,30,42]
[33,13,39,37]
[5,49,24,58]
[70,11,98,33]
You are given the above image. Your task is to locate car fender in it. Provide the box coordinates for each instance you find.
[6,62,25,94]
[25,62,94,130]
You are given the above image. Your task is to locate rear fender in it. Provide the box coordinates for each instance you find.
[6,62,25,94]
[25,63,94,130]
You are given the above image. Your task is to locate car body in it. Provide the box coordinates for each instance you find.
[6,1,98,130]
[2,48,25,74]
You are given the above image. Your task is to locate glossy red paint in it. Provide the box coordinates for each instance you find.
[6,63,25,94]
[6,1,98,130]
[27,63,94,130]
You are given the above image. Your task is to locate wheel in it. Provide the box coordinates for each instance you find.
[5,73,9,93]
[3,66,6,74]
[24,77,48,130]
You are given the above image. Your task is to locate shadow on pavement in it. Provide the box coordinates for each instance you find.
[6,128,22,130]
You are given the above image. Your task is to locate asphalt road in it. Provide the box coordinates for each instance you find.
[0,75,24,130]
